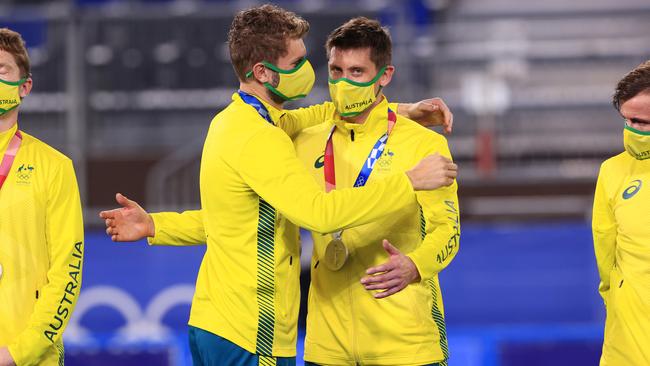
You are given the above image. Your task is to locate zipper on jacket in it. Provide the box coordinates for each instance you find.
[350,130,355,142]
[347,258,361,363]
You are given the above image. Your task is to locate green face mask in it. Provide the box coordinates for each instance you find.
[624,125,650,160]
[246,59,315,101]
[328,66,386,117]
[0,77,26,115]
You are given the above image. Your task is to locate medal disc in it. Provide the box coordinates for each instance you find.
[324,238,348,271]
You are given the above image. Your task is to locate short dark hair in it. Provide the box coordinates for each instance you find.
[228,4,310,81]
[326,17,392,70]
[0,28,30,78]
[613,60,650,111]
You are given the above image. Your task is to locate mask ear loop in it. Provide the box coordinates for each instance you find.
[375,84,384,97]
[245,64,280,92]
[244,63,268,81]
[373,66,388,97]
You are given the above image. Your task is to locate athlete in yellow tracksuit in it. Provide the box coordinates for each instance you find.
[0,124,84,366]
[162,91,431,359]
[593,152,650,366]
[295,97,459,366]
[592,60,650,366]
[1,27,84,366]
[148,97,459,365]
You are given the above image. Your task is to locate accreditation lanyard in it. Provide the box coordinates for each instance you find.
[0,130,22,191]
[238,90,274,125]
[323,108,396,192]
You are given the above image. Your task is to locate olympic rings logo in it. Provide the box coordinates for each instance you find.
[65,284,195,344]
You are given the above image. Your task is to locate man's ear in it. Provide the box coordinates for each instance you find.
[250,63,273,84]
[19,77,33,98]
[379,65,395,88]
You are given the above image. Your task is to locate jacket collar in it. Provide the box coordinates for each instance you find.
[232,92,286,125]
[332,97,391,138]
[0,123,18,153]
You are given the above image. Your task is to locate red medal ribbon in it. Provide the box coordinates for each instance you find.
[0,130,22,190]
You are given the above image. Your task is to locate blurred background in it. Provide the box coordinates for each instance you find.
[3,0,650,364]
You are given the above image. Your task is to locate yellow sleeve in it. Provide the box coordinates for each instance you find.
[239,127,417,234]
[8,159,84,366]
[279,102,400,139]
[592,163,617,305]
[147,210,206,246]
[277,102,336,139]
[407,137,460,280]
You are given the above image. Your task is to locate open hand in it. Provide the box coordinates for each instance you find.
[360,240,421,299]
[405,98,454,134]
[99,193,154,242]
[406,153,457,191]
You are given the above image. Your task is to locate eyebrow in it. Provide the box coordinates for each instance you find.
[346,65,366,71]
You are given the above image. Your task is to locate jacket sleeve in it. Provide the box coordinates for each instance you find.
[147,210,206,246]
[592,163,617,305]
[279,102,400,139]
[277,102,336,139]
[238,127,417,234]
[8,159,84,366]
[407,136,460,281]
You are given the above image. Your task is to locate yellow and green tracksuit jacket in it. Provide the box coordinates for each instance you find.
[148,93,418,357]
[293,98,459,366]
[0,124,84,366]
[593,151,650,366]
[150,97,459,364]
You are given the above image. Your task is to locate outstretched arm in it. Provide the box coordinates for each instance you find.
[99,193,206,245]
[239,127,455,235]
[279,98,454,139]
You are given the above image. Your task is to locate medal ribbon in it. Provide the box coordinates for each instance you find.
[238,90,274,125]
[323,107,396,192]
[0,130,22,190]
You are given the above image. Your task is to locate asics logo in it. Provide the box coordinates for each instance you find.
[314,154,324,169]
[622,179,642,200]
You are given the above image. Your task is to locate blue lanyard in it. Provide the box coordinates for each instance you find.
[238,90,274,125]
[354,132,388,187]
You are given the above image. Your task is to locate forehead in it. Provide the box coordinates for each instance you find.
[283,38,306,58]
[620,91,650,117]
[328,47,372,66]
[0,49,19,68]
